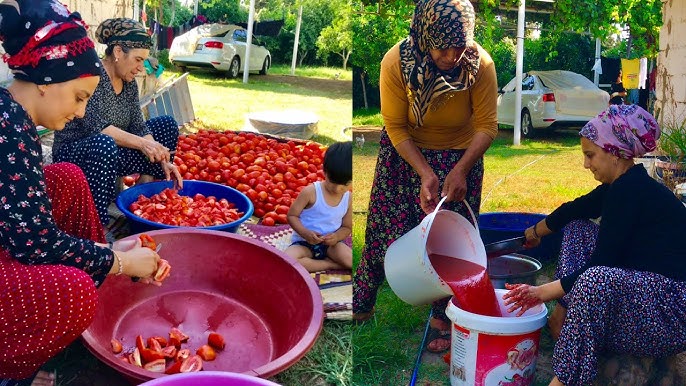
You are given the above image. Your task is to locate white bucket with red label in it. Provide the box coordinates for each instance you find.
[445,289,548,386]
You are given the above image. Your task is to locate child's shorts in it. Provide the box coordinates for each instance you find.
[290,241,329,260]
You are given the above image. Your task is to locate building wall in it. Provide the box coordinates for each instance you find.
[0,0,134,83]
[655,0,686,130]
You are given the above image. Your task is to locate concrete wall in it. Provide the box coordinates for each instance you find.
[0,0,134,83]
[655,0,686,130]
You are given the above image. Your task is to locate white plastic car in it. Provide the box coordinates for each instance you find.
[169,24,271,78]
[497,70,610,137]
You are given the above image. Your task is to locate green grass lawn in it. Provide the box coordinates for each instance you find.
[269,64,353,81]
[352,127,599,385]
[163,66,351,145]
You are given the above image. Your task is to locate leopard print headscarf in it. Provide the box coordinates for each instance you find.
[95,18,151,50]
[399,0,480,128]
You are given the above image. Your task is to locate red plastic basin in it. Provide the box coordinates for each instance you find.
[139,371,281,386]
[82,229,323,383]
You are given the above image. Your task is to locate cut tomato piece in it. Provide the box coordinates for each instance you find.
[169,327,190,343]
[154,259,171,282]
[176,348,191,361]
[161,345,177,359]
[143,358,166,373]
[207,332,225,350]
[139,234,157,250]
[180,355,203,372]
[196,344,216,361]
[141,348,165,363]
[135,335,146,352]
[150,336,167,348]
[148,337,163,352]
[110,339,123,354]
[165,359,183,374]
[131,348,142,367]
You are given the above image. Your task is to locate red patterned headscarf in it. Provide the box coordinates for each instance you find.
[579,104,660,159]
[400,0,480,128]
[0,0,101,85]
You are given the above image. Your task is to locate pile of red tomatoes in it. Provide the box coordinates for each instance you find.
[170,130,327,225]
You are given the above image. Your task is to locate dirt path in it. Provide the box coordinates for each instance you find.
[261,74,351,96]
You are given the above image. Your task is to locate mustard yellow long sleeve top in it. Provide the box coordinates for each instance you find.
[380,42,499,149]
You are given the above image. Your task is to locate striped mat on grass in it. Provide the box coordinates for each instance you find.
[237,223,352,320]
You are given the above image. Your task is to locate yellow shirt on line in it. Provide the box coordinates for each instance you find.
[380,42,499,150]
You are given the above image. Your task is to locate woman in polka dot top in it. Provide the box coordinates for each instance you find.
[0,2,162,384]
[53,18,183,227]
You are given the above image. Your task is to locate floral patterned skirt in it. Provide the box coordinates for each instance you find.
[552,220,686,385]
[353,130,484,320]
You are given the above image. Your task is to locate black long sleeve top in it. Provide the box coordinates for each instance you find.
[546,164,686,293]
[52,68,151,155]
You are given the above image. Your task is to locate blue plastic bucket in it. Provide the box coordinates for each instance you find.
[116,180,254,234]
[478,212,561,263]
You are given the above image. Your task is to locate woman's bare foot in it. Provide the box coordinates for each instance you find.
[30,371,55,386]
[427,317,451,353]
[548,303,567,341]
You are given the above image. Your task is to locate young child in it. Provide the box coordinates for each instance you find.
[285,141,353,272]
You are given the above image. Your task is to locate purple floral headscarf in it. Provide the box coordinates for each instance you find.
[579,104,660,159]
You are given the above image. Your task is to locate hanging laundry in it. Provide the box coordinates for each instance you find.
[638,58,648,90]
[621,58,640,89]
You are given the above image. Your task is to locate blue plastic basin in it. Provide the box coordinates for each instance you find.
[479,212,561,263]
[116,180,254,234]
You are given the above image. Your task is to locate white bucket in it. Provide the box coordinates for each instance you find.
[446,289,548,386]
[384,198,487,305]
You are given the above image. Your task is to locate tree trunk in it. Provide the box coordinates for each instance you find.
[298,50,307,67]
[170,0,175,25]
[360,71,369,109]
[342,50,350,71]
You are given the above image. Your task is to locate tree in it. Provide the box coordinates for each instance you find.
[316,4,352,69]
[351,0,413,85]
[198,0,248,24]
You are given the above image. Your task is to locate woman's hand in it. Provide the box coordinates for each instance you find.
[502,283,544,316]
[523,225,542,248]
[419,172,439,214]
[161,161,184,189]
[119,247,160,285]
[140,138,170,163]
[442,166,468,203]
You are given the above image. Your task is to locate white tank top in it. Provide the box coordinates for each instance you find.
[292,181,350,242]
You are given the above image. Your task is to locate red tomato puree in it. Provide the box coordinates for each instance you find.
[429,253,502,317]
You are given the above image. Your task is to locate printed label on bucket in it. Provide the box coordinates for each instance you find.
[450,325,541,386]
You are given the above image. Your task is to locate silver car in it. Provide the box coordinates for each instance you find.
[169,23,271,78]
[497,70,610,137]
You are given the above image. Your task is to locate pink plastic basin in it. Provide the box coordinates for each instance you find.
[139,371,281,386]
[82,229,323,384]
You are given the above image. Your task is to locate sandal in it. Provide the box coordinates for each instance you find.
[352,307,375,324]
[425,327,451,354]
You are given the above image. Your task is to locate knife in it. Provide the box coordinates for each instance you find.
[484,236,527,259]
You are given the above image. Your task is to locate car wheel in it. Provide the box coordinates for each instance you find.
[259,57,270,75]
[521,110,535,138]
[227,57,240,78]
[178,65,188,73]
